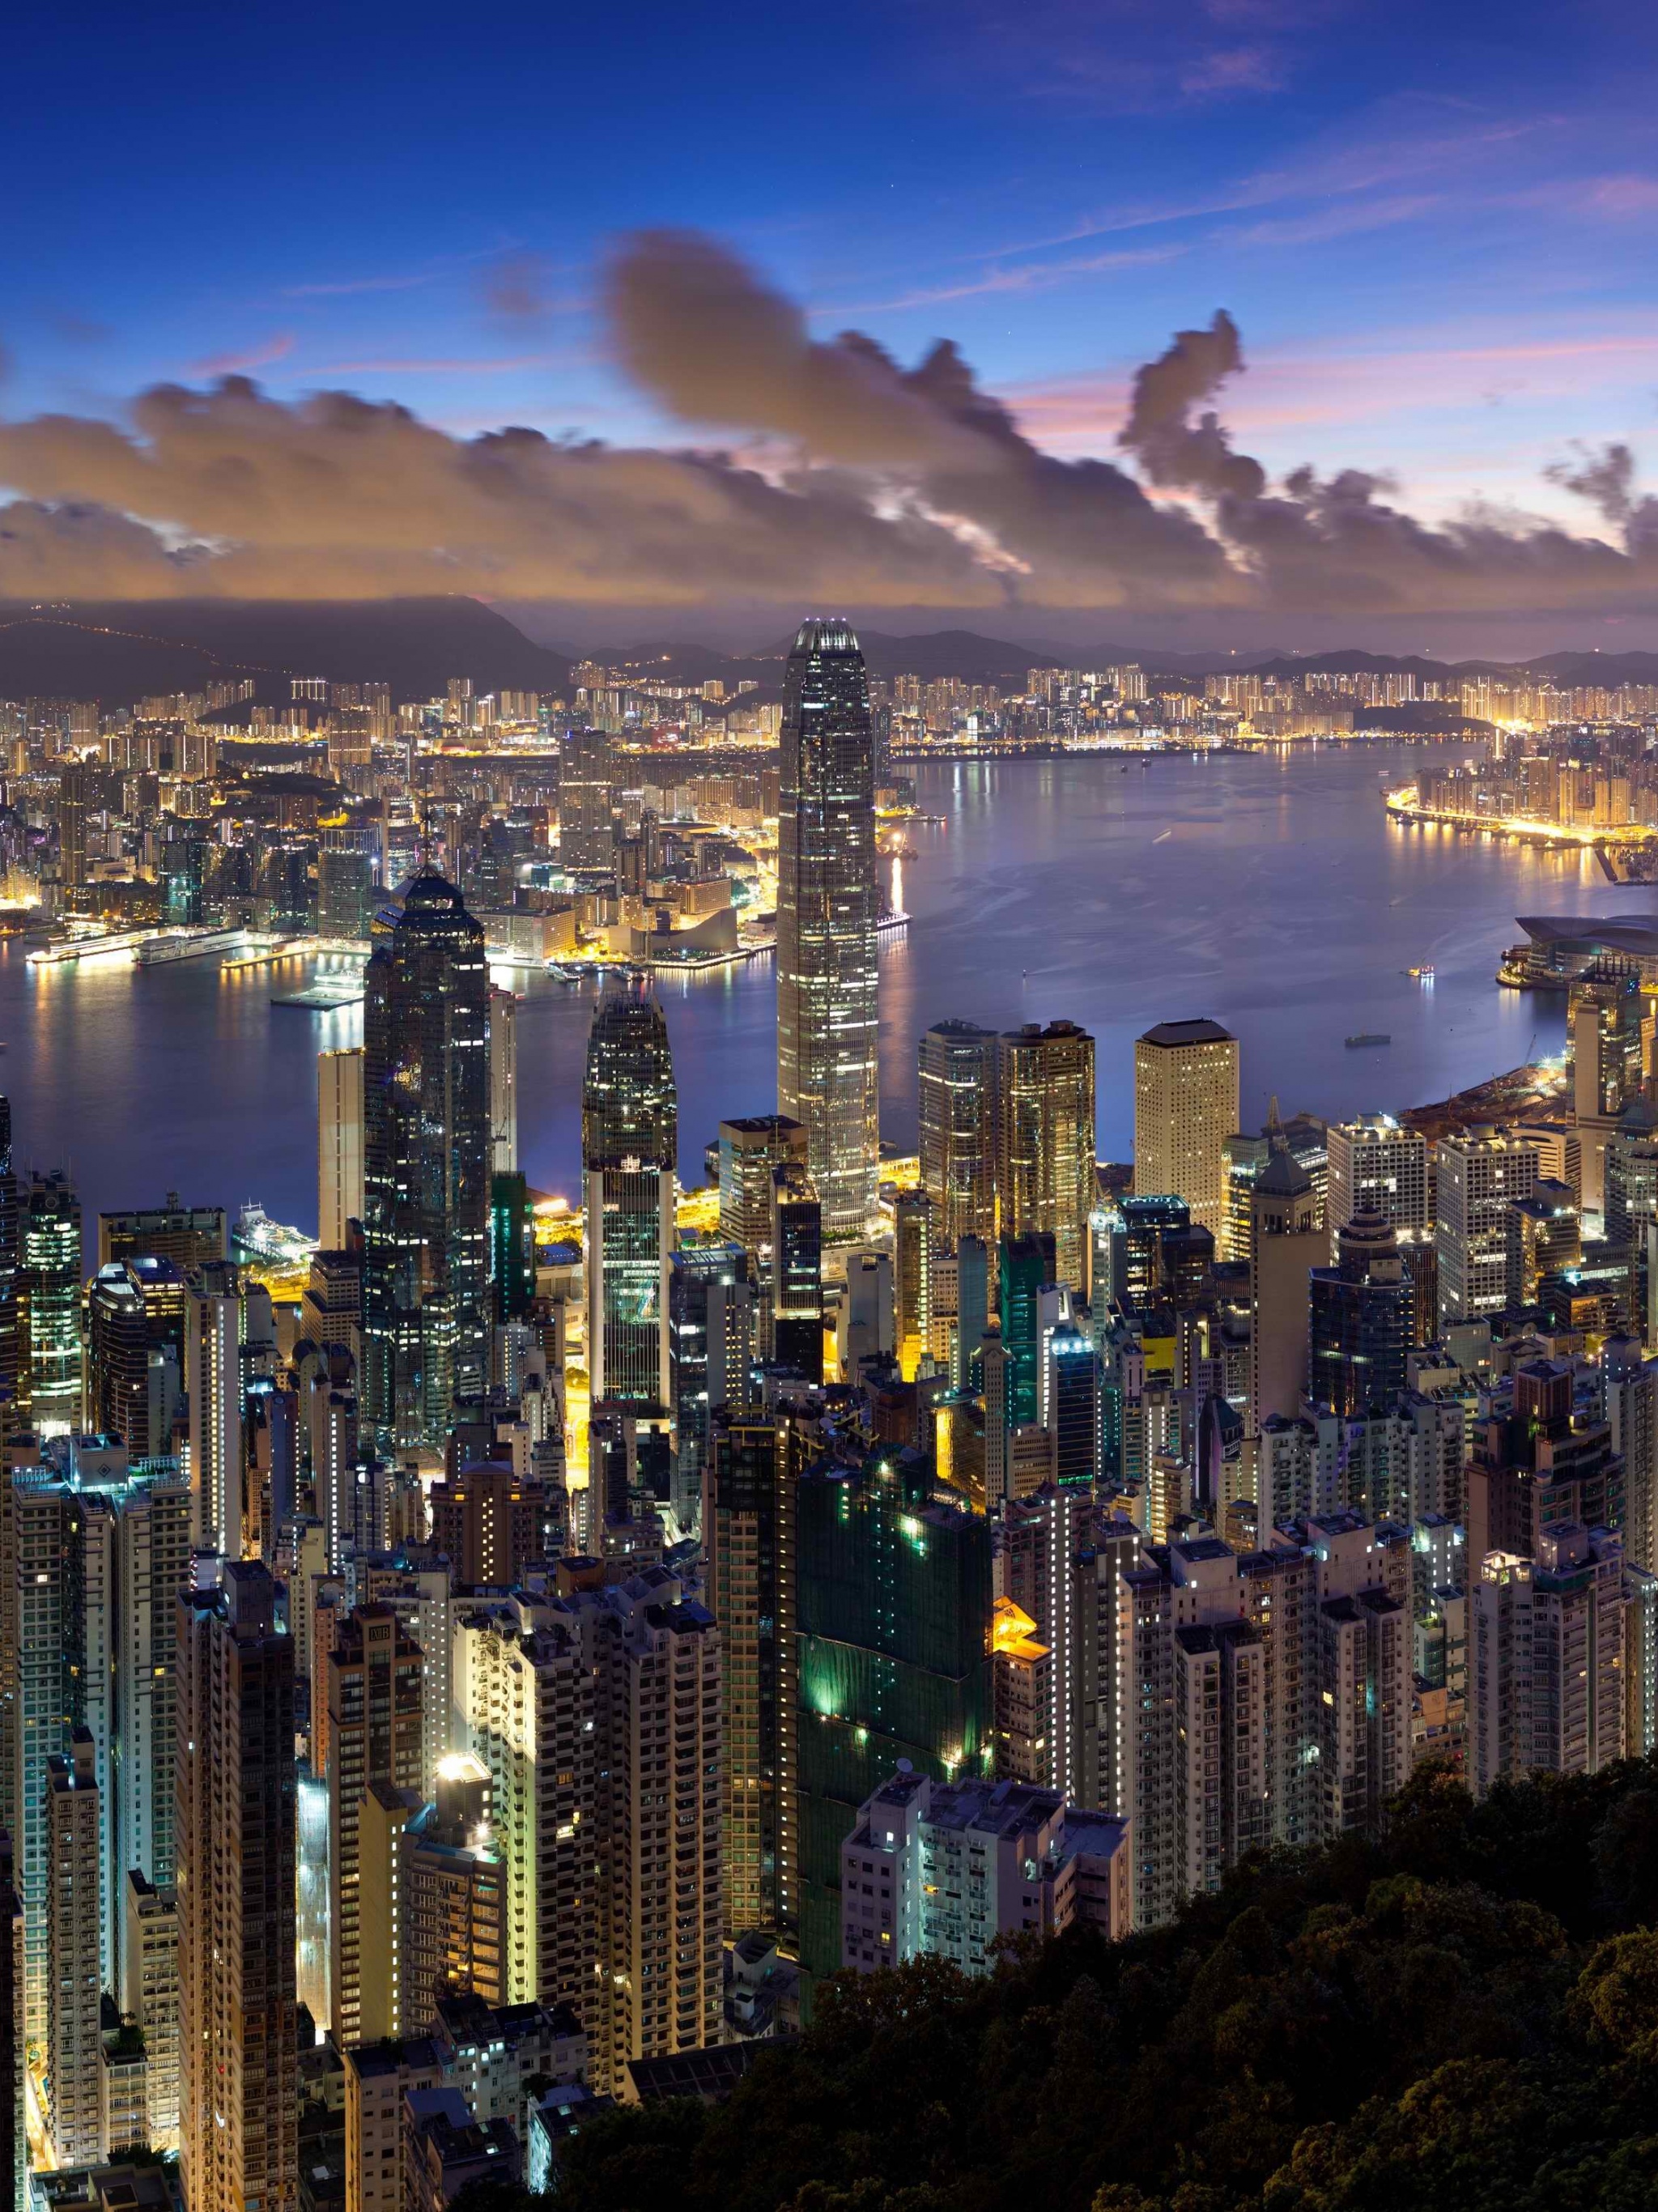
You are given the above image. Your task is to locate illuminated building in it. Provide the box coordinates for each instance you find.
[1506,1178,1581,1307]
[318,1046,365,1249]
[795,1448,993,1983]
[46,1730,102,2165]
[87,1258,185,1455]
[717,1116,807,1257]
[893,1188,933,1380]
[13,1470,79,2044]
[1248,1143,1325,1433]
[317,845,374,937]
[121,1874,178,2154]
[362,870,491,1448]
[559,727,616,873]
[184,1262,242,1551]
[327,1606,425,2048]
[398,1756,506,2023]
[1325,1116,1429,1235]
[769,1162,823,1382]
[489,1172,534,1323]
[1435,1128,1539,1325]
[0,1840,16,2212]
[96,1197,225,1273]
[955,1233,989,1387]
[1133,1020,1239,1240]
[704,1410,803,1941]
[1045,1322,1099,1487]
[776,621,880,1241]
[22,1172,83,1433]
[1308,1210,1409,1416]
[489,985,517,1176]
[839,1769,1129,1974]
[998,1232,1052,1429]
[669,1248,757,1516]
[177,1560,297,2212]
[1473,1525,1627,1791]
[583,984,676,1409]
[916,1021,997,1249]
[997,1022,1095,1294]
[113,1477,193,1916]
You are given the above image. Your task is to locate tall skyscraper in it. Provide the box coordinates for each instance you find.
[20,1173,83,1435]
[1133,1020,1240,1239]
[583,985,677,1409]
[1436,1127,1540,1326]
[1309,1210,1409,1415]
[1325,1116,1430,1235]
[0,1104,20,1415]
[87,1257,186,1451]
[185,1262,243,1552]
[769,1162,823,1382]
[559,729,616,873]
[177,1560,297,2212]
[917,1021,998,1249]
[45,1730,102,2167]
[362,870,491,1447]
[997,1023,1095,1295]
[319,1046,366,1249]
[488,985,517,1176]
[1473,1525,1627,1790]
[704,1410,803,1942]
[717,1116,807,1257]
[893,1189,933,1380]
[776,620,880,1242]
[1248,1143,1325,1433]
[328,1606,425,2045]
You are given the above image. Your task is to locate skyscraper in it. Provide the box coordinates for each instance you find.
[1133,1020,1239,1239]
[717,1116,807,1257]
[328,1606,425,2046]
[177,1560,297,2212]
[20,1172,82,1435]
[1248,1142,1325,1434]
[776,620,880,1241]
[488,985,517,1176]
[770,1161,823,1382]
[362,870,491,1448]
[559,729,616,874]
[893,1189,933,1380]
[917,1021,998,1249]
[997,1023,1095,1295]
[318,1046,366,1249]
[1435,1127,1540,1326]
[1309,1210,1409,1415]
[45,1730,101,2167]
[582,984,677,1409]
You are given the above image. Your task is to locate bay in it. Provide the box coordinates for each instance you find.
[0,742,1622,1240]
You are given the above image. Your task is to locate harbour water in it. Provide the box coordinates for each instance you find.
[0,742,1626,1240]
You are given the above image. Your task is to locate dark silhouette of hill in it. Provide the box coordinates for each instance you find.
[0,598,571,706]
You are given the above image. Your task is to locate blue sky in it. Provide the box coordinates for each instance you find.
[7,0,1658,649]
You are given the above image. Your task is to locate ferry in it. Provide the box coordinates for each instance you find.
[1405,963,1435,980]
[1345,1032,1392,1049]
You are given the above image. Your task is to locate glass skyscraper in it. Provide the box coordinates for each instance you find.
[361,868,492,1448]
[776,619,880,1241]
[583,983,678,1408]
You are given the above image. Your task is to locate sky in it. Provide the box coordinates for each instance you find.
[6,0,1658,654]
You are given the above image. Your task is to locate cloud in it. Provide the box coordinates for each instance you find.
[187,332,295,376]
[479,253,557,325]
[2,227,1658,619]
[1179,45,1284,96]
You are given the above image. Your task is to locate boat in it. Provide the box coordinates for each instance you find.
[1151,828,1172,845]
[1405,963,1435,980]
[1345,1033,1392,1048]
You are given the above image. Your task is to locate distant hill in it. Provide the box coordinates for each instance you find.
[0,598,572,707]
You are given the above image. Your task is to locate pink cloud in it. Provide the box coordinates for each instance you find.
[1178,45,1286,95]
[187,331,295,376]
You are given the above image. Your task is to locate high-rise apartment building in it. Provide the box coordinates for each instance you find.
[1473,1524,1627,1792]
[776,621,880,1241]
[1133,1020,1239,1239]
[362,870,491,1448]
[917,1021,998,1249]
[583,985,677,1408]
[1435,1126,1539,1325]
[318,1046,366,1249]
[121,1873,179,2153]
[114,1476,193,1910]
[45,1730,102,2166]
[717,1116,807,1256]
[488,985,517,1177]
[327,1606,425,2046]
[704,1411,802,1942]
[893,1189,933,1380]
[87,1257,185,1453]
[185,1261,243,1552]
[177,1560,297,2212]
[559,728,615,872]
[1308,1209,1409,1416]
[997,1023,1095,1295]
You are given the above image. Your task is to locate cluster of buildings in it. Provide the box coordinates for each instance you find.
[9,619,1658,2212]
[1405,724,1658,838]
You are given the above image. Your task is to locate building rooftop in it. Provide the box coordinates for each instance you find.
[1139,1019,1235,1048]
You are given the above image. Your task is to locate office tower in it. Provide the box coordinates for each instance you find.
[46,1730,102,2166]
[981,1325,1010,1506]
[776,620,880,1242]
[1473,1525,1626,1791]
[177,1560,297,2212]
[998,1232,1053,1429]
[1435,1127,1540,1325]
[893,1189,933,1380]
[559,728,615,872]
[717,1116,807,1255]
[122,1874,178,2152]
[840,1771,1129,1974]
[317,845,375,938]
[1326,1115,1430,1234]
[86,1257,185,1451]
[582,984,676,1408]
[362,870,491,1447]
[704,1411,801,1941]
[1308,1210,1409,1416]
[1248,1145,1324,1431]
[489,985,517,1176]
[1046,1323,1099,1487]
[997,1022,1095,1294]
[917,1021,998,1248]
[183,1262,243,1552]
[770,1162,823,1382]
[1133,1020,1239,1239]
[96,1196,226,1273]
[57,763,91,895]
[1571,968,1643,1120]
[1506,1178,1582,1306]
[669,1249,757,1513]
[20,1173,82,1433]
[840,1251,893,1378]
[1221,1132,1268,1263]
[328,1606,425,2046]
[955,1234,990,1387]
[796,1449,993,1981]
[489,1172,534,1325]
[318,1046,366,1248]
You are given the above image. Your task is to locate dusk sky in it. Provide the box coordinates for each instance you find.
[10,0,1658,653]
